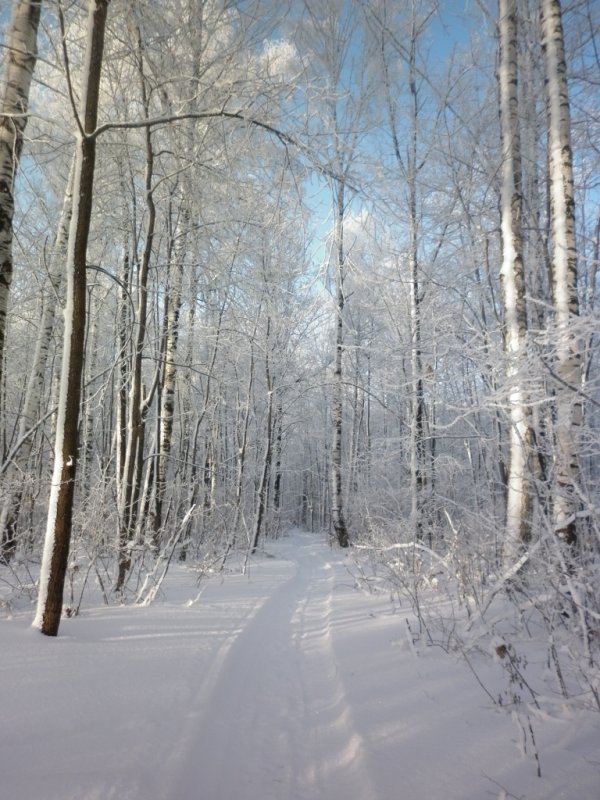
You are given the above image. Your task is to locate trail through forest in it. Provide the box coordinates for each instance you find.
[1,530,599,799]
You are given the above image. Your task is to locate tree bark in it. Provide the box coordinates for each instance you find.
[407,15,427,546]
[0,0,42,403]
[331,182,349,548]
[116,29,156,590]
[498,0,534,569]
[33,0,109,636]
[540,0,582,546]
[153,202,186,540]
[252,318,274,553]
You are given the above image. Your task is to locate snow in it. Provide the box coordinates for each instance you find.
[2,530,599,799]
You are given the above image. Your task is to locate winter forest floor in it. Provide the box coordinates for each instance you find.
[1,530,599,800]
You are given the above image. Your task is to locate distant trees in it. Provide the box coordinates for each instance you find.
[296,0,373,547]
[366,0,440,547]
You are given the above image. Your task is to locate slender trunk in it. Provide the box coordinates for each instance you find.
[365,338,372,491]
[80,289,99,496]
[272,399,283,512]
[498,0,534,568]
[178,244,200,558]
[540,0,582,546]
[116,33,156,590]
[0,0,42,398]
[348,334,362,497]
[230,357,253,549]
[521,0,552,513]
[33,0,109,636]
[154,204,186,538]
[331,183,349,548]
[252,320,274,553]
[380,7,429,544]
[407,24,426,545]
[582,212,599,400]
[116,226,131,485]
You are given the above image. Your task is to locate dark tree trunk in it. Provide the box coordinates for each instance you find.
[33,0,109,637]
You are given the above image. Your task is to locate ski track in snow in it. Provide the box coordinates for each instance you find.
[1,530,600,800]
[159,535,377,800]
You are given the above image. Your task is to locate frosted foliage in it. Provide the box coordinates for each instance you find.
[258,39,300,83]
[344,207,373,238]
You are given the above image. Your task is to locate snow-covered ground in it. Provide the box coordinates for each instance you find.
[1,530,599,799]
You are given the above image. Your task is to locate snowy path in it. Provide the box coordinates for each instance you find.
[1,530,599,800]
[159,535,377,800]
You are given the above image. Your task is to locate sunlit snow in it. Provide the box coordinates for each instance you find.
[2,530,599,799]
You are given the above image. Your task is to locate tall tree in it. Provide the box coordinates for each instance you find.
[0,0,42,414]
[115,26,157,590]
[331,174,350,548]
[33,0,110,636]
[540,0,583,547]
[497,0,534,567]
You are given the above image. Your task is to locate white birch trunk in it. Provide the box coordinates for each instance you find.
[251,318,274,553]
[331,182,349,548]
[153,203,186,538]
[407,20,426,547]
[540,0,582,545]
[0,0,42,396]
[115,227,131,486]
[498,0,533,569]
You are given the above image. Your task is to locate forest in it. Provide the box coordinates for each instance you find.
[0,0,598,700]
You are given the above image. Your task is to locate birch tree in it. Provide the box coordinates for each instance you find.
[33,0,110,636]
[540,0,583,546]
[0,0,42,412]
[331,173,350,548]
[152,200,186,543]
[115,28,157,590]
[497,0,534,567]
